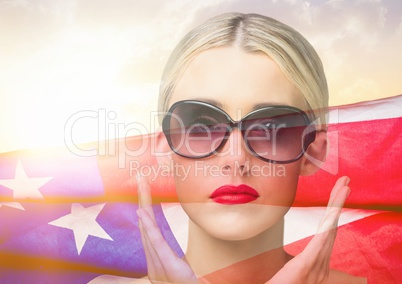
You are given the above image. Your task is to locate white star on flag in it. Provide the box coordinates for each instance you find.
[0,202,25,211]
[0,160,52,199]
[49,203,113,255]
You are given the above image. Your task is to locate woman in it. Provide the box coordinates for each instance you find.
[136,13,366,283]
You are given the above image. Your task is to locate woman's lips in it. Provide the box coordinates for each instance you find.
[210,184,259,205]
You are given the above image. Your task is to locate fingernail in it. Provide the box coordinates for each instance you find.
[344,177,350,186]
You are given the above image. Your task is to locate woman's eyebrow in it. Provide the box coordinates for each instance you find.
[191,98,223,108]
[252,102,289,110]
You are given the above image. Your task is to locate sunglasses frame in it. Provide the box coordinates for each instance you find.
[162,100,316,164]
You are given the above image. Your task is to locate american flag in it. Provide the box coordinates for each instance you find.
[0,95,401,283]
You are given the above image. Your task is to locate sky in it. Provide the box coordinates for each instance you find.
[1,0,401,153]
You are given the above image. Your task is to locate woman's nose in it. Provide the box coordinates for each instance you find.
[217,128,250,171]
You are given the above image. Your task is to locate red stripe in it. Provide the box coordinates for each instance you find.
[296,117,402,210]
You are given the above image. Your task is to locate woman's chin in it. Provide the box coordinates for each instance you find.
[186,204,287,242]
[208,226,265,241]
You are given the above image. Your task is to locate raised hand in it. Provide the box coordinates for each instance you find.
[267,176,351,284]
[136,174,207,284]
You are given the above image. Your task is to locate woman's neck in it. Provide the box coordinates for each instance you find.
[185,218,291,283]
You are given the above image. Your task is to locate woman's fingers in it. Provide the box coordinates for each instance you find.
[136,174,200,284]
[138,208,199,283]
[138,215,166,281]
[136,174,168,281]
[300,176,350,282]
[136,174,156,219]
[317,176,350,234]
[300,176,350,257]
[138,208,170,282]
[268,177,350,284]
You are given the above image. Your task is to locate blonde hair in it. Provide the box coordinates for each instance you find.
[158,12,328,126]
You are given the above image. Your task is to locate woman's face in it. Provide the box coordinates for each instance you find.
[166,47,308,241]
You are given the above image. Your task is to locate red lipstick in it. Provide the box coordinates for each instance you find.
[210,184,259,205]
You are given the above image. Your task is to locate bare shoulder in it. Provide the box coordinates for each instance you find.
[328,269,367,284]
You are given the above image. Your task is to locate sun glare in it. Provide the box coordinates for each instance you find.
[2,26,159,154]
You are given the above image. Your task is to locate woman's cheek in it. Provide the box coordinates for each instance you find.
[172,157,207,204]
[257,162,301,207]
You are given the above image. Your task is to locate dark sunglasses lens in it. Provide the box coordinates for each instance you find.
[164,103,229,157]
[243,109,310,162]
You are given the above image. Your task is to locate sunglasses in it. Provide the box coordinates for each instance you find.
[162,100,316,164]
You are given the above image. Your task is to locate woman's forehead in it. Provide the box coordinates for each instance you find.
[169,47,306,116]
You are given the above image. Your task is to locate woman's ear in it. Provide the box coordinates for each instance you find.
[154,128,173,168]
[299,131,328,176]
